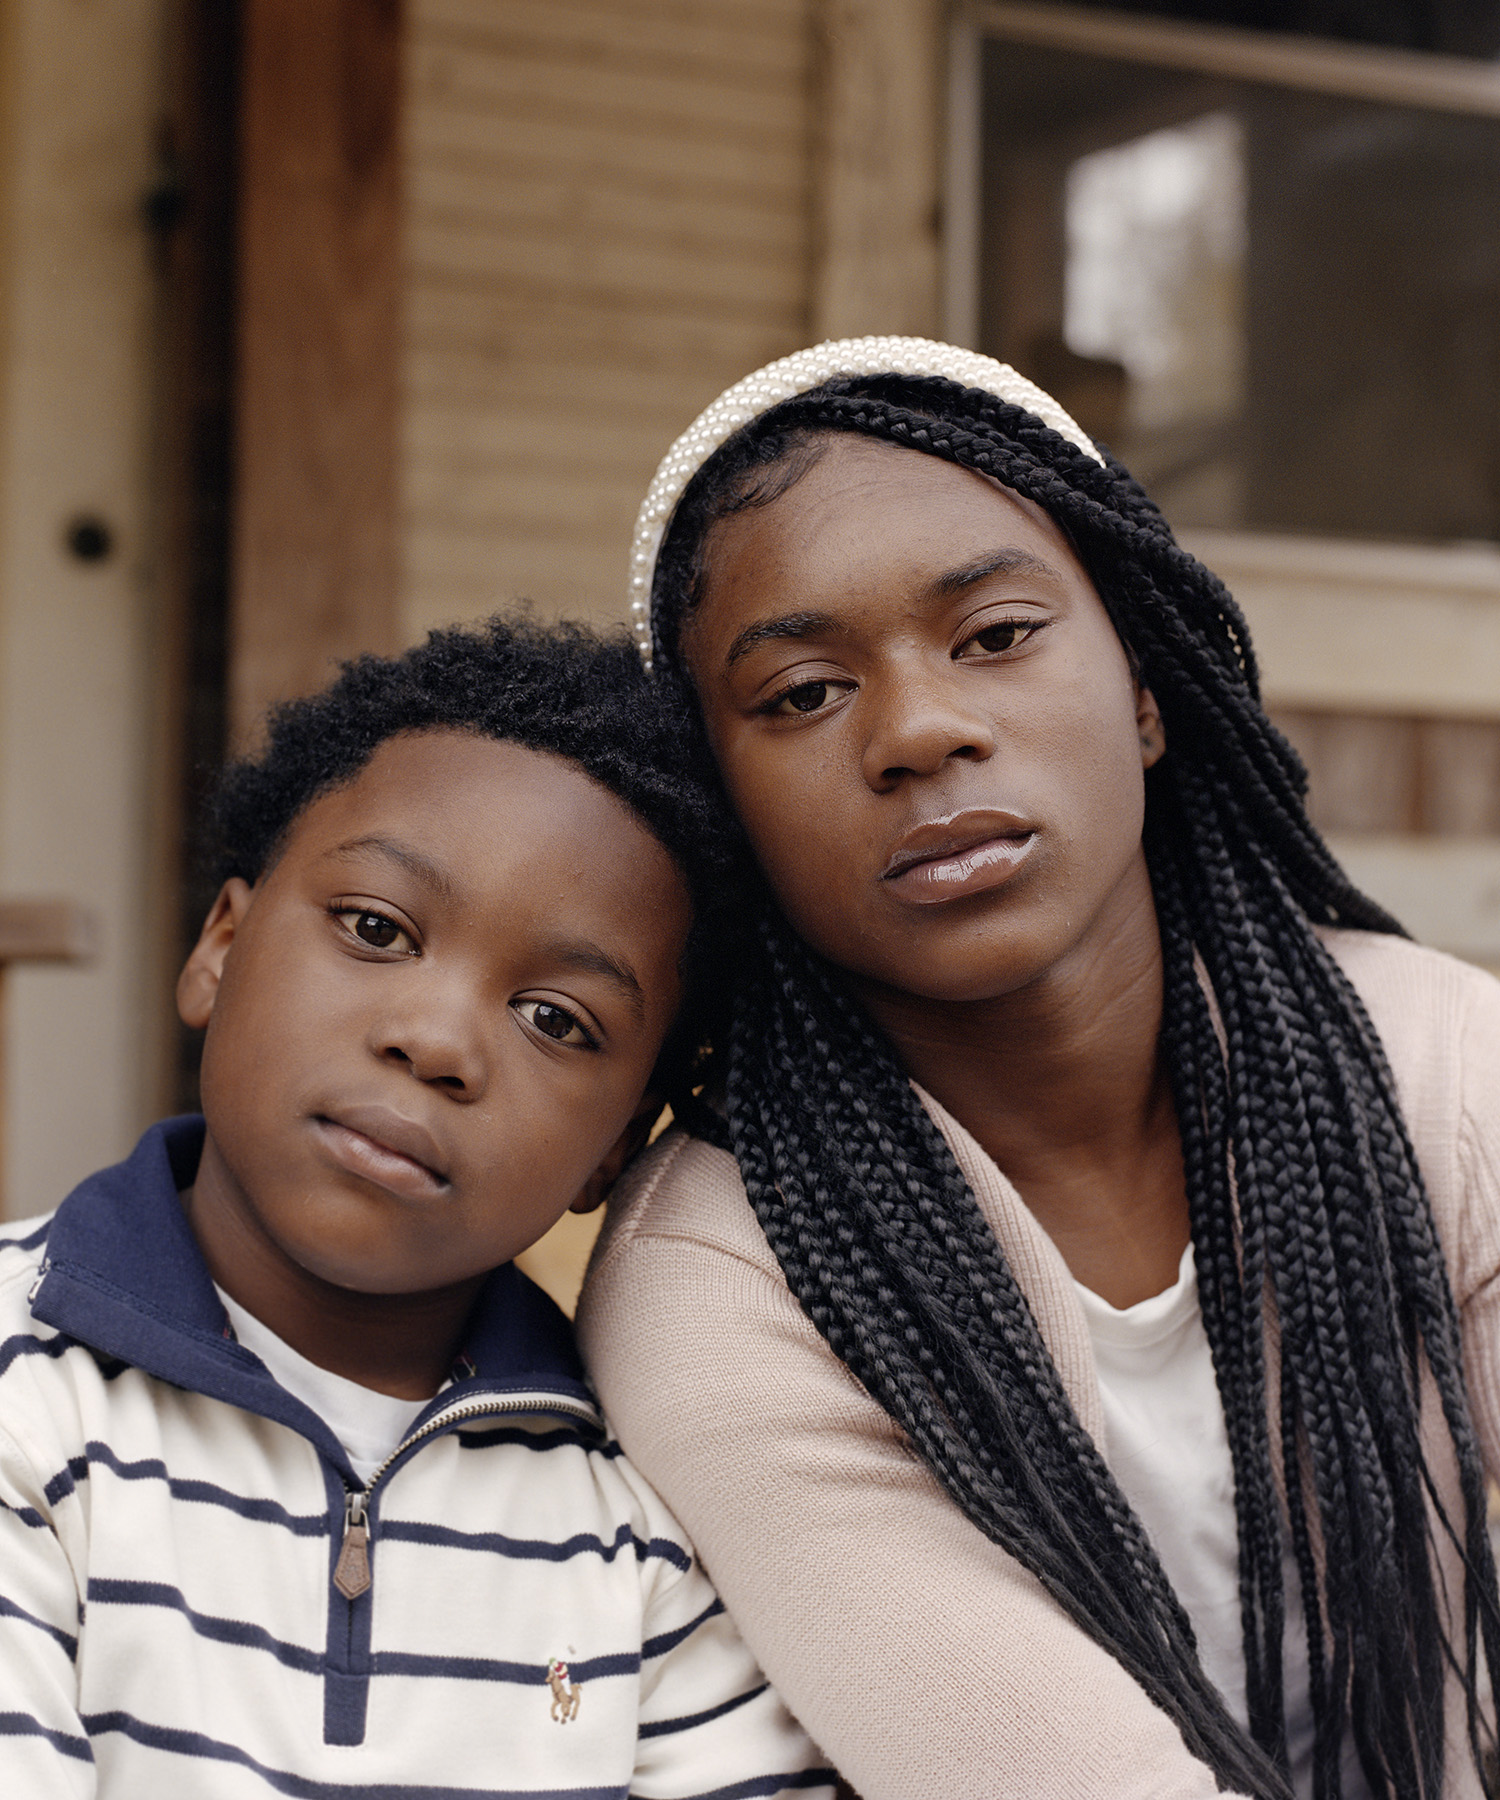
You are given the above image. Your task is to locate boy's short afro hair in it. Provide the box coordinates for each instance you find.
[208,613,733,915]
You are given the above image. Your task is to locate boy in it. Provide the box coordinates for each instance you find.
[0,619,831,1798]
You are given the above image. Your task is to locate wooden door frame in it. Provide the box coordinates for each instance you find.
[232,0,404,743]
[155,0,404,1109]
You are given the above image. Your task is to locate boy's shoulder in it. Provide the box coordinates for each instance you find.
[0,1210,52,1290]
[0,1122,211,1463]
[0,1210,59,1366]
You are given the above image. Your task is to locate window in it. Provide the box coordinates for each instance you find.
[970,14,1500,540]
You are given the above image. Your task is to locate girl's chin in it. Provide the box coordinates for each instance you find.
[834,936,1062,1010]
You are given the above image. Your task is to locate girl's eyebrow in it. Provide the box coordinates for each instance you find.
[724,610,839,669]
[929,547,1059,597]
[723,550,1063,669]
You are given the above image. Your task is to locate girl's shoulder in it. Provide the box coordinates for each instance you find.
[1320,925,1500,1104]
[589,1125,774,1279]
[1321,927,1500,1285]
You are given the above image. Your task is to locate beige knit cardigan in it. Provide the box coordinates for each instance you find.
[579,931,1500,1799]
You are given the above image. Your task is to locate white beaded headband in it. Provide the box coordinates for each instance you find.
[628,334,1103,667]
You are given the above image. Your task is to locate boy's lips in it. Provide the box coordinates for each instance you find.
[313,1105,451,1201]
[881,811,1037,905]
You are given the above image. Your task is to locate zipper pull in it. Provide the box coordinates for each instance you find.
[27,1258,50,1306]
[333,1490,371,1600]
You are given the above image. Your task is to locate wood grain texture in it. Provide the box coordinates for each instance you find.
[402,0,816,635]
[153,0,238,1114]
[1271,708,1500,838]
[233,0,403,740]
[812,0,943,339]
[0,901,95,965]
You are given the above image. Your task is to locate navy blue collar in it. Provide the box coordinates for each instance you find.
[31,1117,599,1472]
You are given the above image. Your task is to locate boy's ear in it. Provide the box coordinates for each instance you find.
[176,879,254,1031]
[570,1091,666,1215]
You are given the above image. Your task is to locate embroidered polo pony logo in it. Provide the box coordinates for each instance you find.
[547,1657,581,1722]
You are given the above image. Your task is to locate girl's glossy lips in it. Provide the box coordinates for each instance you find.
[312,1110,451,1202]
[882,830,1036,904]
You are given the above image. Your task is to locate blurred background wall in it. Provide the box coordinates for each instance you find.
[0,0,1498,1249]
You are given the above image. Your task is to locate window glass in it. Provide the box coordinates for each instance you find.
[979,39,1500,540]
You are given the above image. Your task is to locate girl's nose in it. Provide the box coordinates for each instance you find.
[860,667,997,790]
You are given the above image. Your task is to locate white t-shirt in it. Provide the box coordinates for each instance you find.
[1076,1248,1368,1800]
[216,1287,438,1486]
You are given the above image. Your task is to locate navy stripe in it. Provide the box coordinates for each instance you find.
[86,1579,642,1691]
[638,1681,768,1741]
[642,1597,724,1661]
[0,1330,71,1380]
[380,1516,692,1572]
[0,1709,93,1761]
[0,1218,50,1253]
[373,1648,639,1686]
[631,1774,835,1800]
[0,1591,78,1658]
[45,1441,326,1536]
[88,1578,322,1674]
[0,1493,50,1529]
[454,1425,621,1457]
[82,1710,626,1798]
[43,1453,89,1507]
[323,1669,368,1749]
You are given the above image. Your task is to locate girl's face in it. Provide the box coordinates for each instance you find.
[682,434,1165,1006]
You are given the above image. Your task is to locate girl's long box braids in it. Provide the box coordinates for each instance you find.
[651,375,1500,1800]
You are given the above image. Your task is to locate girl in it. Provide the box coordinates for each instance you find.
[579,340,1500,1799]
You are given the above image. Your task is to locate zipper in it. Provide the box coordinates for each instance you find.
[331,1389,598,1599]
[333,1489,370,1599]
[27,1257,50,1305]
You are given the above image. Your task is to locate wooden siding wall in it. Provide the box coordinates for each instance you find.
[1272,710,1500,838]
[402,0,816,637]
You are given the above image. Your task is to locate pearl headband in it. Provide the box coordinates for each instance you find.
[628,334,1103,667]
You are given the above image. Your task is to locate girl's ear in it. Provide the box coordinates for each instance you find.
[570,1092,666,1215]
[1137,685,1166,769]
[176,879,254,1031]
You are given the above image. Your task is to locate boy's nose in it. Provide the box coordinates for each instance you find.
[374,1002,487,1098]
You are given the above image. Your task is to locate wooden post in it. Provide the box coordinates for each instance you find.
[813,0,945,341]
[0,901,95,1217]
[232,0,404,744]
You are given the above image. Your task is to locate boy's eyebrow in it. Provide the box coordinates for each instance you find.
[327,842,647,1019]
[928,547,1060,597]
[723,610,840,668]
[328,835,458,905]
[541,938,645,1021]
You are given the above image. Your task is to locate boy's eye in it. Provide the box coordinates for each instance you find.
[515,999,595,1048]
[334,908,416,955]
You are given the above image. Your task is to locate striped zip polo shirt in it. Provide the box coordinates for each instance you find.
[0,1117,835,1799]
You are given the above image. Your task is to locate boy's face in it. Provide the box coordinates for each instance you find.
[179,730,692,1298]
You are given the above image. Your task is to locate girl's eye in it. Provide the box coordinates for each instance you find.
[961,619,1043,658]
[768,680,846,716]
[334,909,416,954]
[515,999,595,1048]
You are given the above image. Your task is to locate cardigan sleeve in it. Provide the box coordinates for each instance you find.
[1452,962,1500,1472]
[1318,930,1500,1479]
[579,1134,1242,1800]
